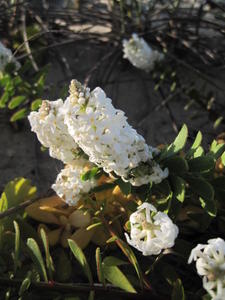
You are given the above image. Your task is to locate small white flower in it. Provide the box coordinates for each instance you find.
[28,99,81,164]
[125,202,179,255]
[64,80,168,186]
[122,33,164,72]
[0,41,20,71]
[188,238,225,300]
[52,159,96,206]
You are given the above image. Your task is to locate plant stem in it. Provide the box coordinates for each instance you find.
[0,277,164,300]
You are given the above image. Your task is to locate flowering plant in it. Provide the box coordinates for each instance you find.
[0,79,225,299]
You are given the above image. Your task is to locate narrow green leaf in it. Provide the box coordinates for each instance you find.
[8,96,26,109]
[193,146,204,158]
[91,182,116,193]
[27,238,48,282]
[213,116,223,129]
[31,99,42,111]
[103,256,128,267]
[0,177,37,212]
[0,91,9,108]
[160,124,188,160]
[186,131,202,158]
[187,177,216,217]
[115,238,144,289]
[10,108,27,122]
[96,248,105,286]
[117,179,131,195]
[172,279,186,300]
[103,264,136,293]
[40,228,55,280]
[55,249,72,282]
[68,239,93,284]
[192,131,202,149]
[86,222,102,231]
[188,156,215,173]
[19,276,31,296]
[13,221,20,273]
[210,141,225,160]
[164,156,188,174]
[221,152,225,166]
[170,175,185,203]
[81,167,99,181]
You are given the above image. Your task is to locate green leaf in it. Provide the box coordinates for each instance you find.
[210,141,225,160]
[86,222,102,231]
[186,131,202,158]
[172,279,186,300]
[115,238,144,289]
[13,221,20,273]
[162,264,179,286]
[160,124,188,160]
[193,146,204,158]
[170,175,185,203]
[191,131,202,149]
[102,263,136,293]
[40,228,55,280]
[117,179,131,195]
[8,96,26,109]
[55,250,72,282]
[81,167,99,181]
[213,116,223,129]
[0,178,37,244]
[103,256,128,267]
[188,156,215,173]
[68,239,93,284]
[187,177,216,217]
[221,152,225,166]
[31,99,42,111]
[91,182,116,193]
[27,238,48,282]
[0,177,37,212]
[0,91,9,108]
[164,156,188,174]
[96,247,105,286]
[19,276,31,296]
[10,108,27,122]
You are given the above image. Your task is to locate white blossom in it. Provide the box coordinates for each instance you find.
[125,202,179,255]
[64,80,168,186]
[52,159,96,206]
[0,41,20,72]
[28,99,81,164]
[122,33,164,72]
[188,238,225,300]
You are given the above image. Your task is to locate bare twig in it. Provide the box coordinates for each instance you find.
[0,277,165,300]
[21,7,39,71]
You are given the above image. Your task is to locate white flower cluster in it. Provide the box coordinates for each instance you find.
[29,80,168,204]
[52,160,96,206]
[28,99,80,164]
[125,202,179,255]
[28,99,96,206]
[0,41,20,72]
[64,80,168,186]
[123,33,164,72]
[188,238,225,300]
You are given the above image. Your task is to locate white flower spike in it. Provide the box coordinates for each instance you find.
[64,80,168,186]
[188,238,225,300]
[123,33,163,72]
[52,159,96,206]
[28,99,81,164]
[125,202,179,256]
